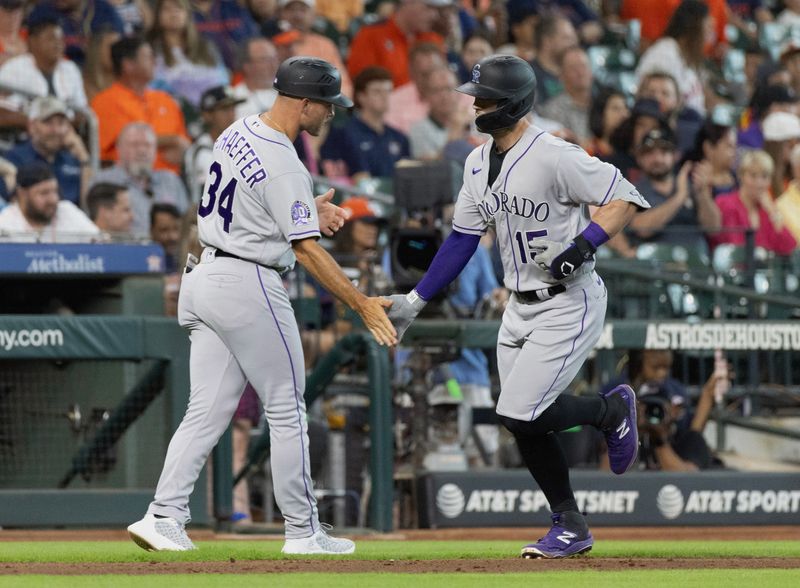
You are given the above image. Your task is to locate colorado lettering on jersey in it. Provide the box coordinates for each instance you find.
[477,191,550,222]
[215,128,267,188]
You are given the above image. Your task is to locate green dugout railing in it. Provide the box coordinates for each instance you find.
[2,315,798,527]
[0,316,393,530]
[0,315,195,527]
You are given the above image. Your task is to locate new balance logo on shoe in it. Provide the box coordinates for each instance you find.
[556,530,577,545]
[616,419,630,439]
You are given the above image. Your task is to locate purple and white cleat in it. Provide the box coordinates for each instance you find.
[602,384,639,474]
[521,513,594,559]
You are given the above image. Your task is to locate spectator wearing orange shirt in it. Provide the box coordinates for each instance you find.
[91,36,190,174]
[277,0,352,98]
[347,0,445,88]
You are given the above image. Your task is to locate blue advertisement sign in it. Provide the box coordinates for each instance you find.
[0,243,165,275]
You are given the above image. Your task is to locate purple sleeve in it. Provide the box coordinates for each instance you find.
[416,230,481,301]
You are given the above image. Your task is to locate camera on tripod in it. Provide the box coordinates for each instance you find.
[640,395,670,426]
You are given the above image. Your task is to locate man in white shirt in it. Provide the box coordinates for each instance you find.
[0,16,87,131]
[0,161,99,242]
[233,37,279,119]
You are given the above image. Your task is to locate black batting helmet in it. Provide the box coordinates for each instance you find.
[274,56,354,108]
[456,55,536,133]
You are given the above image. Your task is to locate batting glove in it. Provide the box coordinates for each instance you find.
[529,235,596,280]
[387,289,426,342]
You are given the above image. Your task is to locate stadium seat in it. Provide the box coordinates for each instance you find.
[635,242,710,270]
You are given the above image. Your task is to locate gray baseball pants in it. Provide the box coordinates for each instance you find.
[496,271,608,421]
[147,251,319,539]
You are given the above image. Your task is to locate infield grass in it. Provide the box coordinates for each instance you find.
[2,571,800,588]
[1,539,799,562]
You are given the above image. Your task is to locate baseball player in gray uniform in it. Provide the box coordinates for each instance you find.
[128,57,397,555]
[388,55,650,558]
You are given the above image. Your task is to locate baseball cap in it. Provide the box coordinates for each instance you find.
[638,127,676,152]
[763,111,800,141]
[28,96,69,121]
[17,161,55,189]
[340,197,385,223]
[200,86,246,112]
[631,98,664,121]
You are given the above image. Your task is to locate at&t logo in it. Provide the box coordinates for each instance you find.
[657,485,685,519]
[436,484,465,518]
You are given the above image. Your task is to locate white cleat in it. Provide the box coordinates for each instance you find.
[127,514,197,552]
[281,529,356,555]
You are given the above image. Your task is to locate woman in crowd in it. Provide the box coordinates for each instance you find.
[710,150,797,255]
[635,0,712,116]
[586,87,630,158]
[604,98,668,181]
[148,0,229,108]
[83,27,122,102]
[457,33,493,84]
[682,121,738,199]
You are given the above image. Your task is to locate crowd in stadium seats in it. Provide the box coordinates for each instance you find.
[0,1,793,254]
[0,0,799,483]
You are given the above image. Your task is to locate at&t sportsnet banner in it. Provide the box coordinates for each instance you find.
[418,471,800,527]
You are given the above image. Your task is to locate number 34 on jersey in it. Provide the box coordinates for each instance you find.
[199,161,237,233]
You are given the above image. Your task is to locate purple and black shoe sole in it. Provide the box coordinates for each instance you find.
[602,384,639,475]
[521,535,594,559]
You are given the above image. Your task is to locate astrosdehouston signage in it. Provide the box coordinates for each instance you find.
[418,471,800,527]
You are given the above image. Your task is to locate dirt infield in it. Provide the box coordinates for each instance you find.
[3,558,800,576]
[2,527,799,575]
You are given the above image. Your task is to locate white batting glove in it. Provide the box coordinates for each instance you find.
[386,290,426,342]
[528,239,567,273]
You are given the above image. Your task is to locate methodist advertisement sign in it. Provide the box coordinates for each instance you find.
[418,470,800,527]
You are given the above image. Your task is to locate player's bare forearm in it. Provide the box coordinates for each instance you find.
[293,238,397,346]
[591,200,637,240]
[293,237,368,311]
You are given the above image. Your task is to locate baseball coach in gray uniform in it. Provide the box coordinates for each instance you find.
[128,57,397,555]
[387,55,650,558]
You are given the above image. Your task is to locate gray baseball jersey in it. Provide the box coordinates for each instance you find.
[146,114,322,539]
[452,125,648,421]
[198,114,321,269]
[453,125,649,292]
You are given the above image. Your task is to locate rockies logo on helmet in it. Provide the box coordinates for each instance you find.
[471,64,481,84]
[456,55,537,133]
